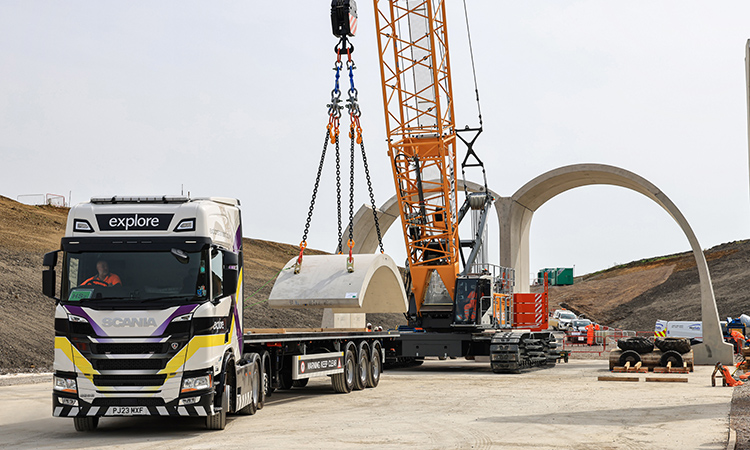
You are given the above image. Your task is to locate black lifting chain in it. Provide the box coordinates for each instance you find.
[295,33,385,274]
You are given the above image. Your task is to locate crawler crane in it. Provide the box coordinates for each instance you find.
[369,0,559,372]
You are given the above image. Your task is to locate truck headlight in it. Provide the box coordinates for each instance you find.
[54,376,77,394]
[182,374,211,393]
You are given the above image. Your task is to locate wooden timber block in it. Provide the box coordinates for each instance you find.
[653,367,669,374]
[646,377,688,383]
[628,368,649,373]
[598,376,639,382]
[612,367,627,373]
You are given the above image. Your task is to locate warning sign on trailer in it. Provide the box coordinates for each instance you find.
[293,352,344,380]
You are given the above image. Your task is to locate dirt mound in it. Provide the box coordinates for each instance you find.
[540,240,750,331]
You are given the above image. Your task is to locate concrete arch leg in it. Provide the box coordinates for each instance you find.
[268,254,408,328]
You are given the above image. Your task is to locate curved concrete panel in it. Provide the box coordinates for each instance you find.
[349,180,498,254]
[503,163,732,365]
[268,253,408,314]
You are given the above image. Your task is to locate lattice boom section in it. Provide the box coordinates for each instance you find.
[375,0,455,139]
[389,136,458,267]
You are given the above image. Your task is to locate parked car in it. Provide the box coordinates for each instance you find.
[549,309,577,331]
[567,319,595,344]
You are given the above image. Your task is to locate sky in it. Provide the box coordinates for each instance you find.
[2,1,749,283]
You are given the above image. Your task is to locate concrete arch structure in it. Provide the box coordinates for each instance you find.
[349,164,732,364]
[497,163,732,364]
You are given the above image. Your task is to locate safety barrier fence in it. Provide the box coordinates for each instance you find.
[559,328,652,357]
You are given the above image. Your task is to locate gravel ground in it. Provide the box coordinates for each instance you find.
[732,383,750,449]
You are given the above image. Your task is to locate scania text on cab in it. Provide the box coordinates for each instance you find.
[43,196,393,431]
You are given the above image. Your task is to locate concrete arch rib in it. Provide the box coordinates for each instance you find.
[503,163,731,364]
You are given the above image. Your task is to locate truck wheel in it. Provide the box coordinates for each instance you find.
[206,380,229,430]
[292,378,309,388]
[354,346,369,391]
[331,346,355,393]
[73,416,98,432]
[659,350,684,368]
[261,351,272,402]
[654,337,691,354]
[618,350,641,367]
[617,337,654,353]
[278,368,294,390]
[367,346,381,388]
[238,359,260,415]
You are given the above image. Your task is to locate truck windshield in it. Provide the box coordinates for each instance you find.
[61,249,208,304]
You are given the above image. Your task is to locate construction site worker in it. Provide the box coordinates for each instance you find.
[464,291,477,323]
[586,323,595,346]
[730,330,745,353]
[81,260,122,287]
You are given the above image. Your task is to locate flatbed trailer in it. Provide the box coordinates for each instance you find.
[242,329,398,394]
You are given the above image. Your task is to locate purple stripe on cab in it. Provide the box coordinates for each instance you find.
[65,305,107,337]
[151,304,198,337]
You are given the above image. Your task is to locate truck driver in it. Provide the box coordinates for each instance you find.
[81,260,122,287]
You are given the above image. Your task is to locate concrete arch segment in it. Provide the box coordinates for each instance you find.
[503,163,731,365]
[268,253,408,314]
[347,180,499,254]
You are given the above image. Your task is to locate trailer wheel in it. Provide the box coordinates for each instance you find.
[238,358,260,415]
[618,350,641,367]
[331,345,356,393]
[367,345,381,388]
[73,416,98,432]
[659,350,684,368]
[292,378,309,388]
[354,345,369,391]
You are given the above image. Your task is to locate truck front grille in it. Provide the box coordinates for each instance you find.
[93,374,167,386]
[93,359,166,371]
[95,343,166,354]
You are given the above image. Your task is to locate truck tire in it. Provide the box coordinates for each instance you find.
[206,378,229,430]
[278,368,293,390]
[73,416,98,432]
[238,358,260,415]
[654,337,691,354]
[367,346,381,388]
[354,344,369,391]
[292,378,309,388]
[331,345,356,393]
[261,351,272,403]
[617,337,654,353]
[659,350,684,368]
[618,350,641,367]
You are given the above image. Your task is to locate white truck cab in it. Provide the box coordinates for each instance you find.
[43,196,253,431]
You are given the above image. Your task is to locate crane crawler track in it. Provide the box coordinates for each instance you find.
[490,331,559,373]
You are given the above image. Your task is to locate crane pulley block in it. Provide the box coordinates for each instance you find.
[331,0,357,38]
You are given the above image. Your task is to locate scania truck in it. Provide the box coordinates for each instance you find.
[43,196,393,431]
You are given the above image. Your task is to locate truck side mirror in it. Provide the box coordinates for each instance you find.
[43,251,58,268]
[42,251,60,299]
[222,250,239,297]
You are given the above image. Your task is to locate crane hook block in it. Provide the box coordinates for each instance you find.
[331,0,357,38]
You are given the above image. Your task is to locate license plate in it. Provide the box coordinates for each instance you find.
[108,406,148,416]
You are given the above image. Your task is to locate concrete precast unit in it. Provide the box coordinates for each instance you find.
[268,253,408,314]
